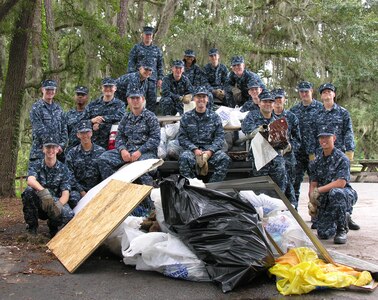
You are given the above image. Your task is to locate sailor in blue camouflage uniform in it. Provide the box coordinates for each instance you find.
[97,89,160,216]
[203,48,229,105]
[22,136,75,237]
[30,79,67,162]
[308,125,358,244]
[240,79,263,112]
[65,86,89,153]
[242,91,287,193]
[183,49,214,109]
[115,59,152,103]
[290,81,323,204]
[225,56,266,107]
[316,83,355,159]
[178,86,231,182]
[127,26,164,113]
[65,121,105,208]
[272,88,301,208]
[82,77,125,150]
[160,60,194,115]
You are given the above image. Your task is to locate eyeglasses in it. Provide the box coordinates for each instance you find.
[76,93,86,96]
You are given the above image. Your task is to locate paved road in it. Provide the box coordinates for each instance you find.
[1,183,377,299]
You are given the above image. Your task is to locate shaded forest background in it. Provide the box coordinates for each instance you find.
[0,0,377,196]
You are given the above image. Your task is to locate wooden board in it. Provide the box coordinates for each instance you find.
[47,180,152,273]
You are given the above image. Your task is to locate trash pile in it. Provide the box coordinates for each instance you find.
[103,175,375,294]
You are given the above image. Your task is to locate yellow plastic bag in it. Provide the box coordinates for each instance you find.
[269,247,372,295]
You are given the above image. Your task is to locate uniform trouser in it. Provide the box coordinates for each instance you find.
[179,150,231,183]
[146,79,157,113]
[284,152,297,208]
[293,151,310,202]
[97,149,157,216]
[317,187,357,239]
[69,190,82,209]
[21,187,74,229]
[251,155,288,195]
[160,97,183,116]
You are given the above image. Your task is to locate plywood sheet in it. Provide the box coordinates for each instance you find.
[47,180,152,273]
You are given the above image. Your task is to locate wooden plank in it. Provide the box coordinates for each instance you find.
[47,180,152,273]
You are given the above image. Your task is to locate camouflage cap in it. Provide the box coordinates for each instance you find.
[42,135,59,147]
[184,49,196,57]
[102,77,116,86]
[208,48,219,56]
[247,79,261,89]
[143,26,154,34]
[140,59,154,71]
[77,120,92,133]
[297,81,313,91]
[75,85,89,95]
[127,88,144,98]
[318,83,336,94]
[231,56,244,66]
[193,86,209,96]
[42,79,57,89]
[272,88,285,98]
[172,60,185,68]
[317,124,335,137]
[259,91,275,101]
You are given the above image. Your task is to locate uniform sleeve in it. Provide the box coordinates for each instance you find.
[335,154,351,181]
[30,103,50,140]
[65,150,84,193]
[157,48,164,81]
[162,76,179,101]
[185,78,194,94]
[115,75,128,101]
[27,160,40,178]
[116,115,128,152]
[343,110,355,151]
[178,115,198,151]
[208,115,225,153]
[102,101,126,124]
[138,115,161,153]
[220,65,229,89]
[60,165,71,192]
[127,45,138,74]
[59,109,68,150]
[241,111,257,134]
[290,113,301,154]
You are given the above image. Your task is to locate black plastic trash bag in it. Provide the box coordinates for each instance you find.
[160,175,275,293]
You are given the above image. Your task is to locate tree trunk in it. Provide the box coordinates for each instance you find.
[0,0,20,23]
[154,0,179,45]
[44,0,60,81]
[0,0,36,197]
[117,0,129,38]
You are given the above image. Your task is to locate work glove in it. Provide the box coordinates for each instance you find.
[36,189,62,220]
[345,151,354,161]
[308,202,317,218]
[281,143,292,156]
[309,187,320,206]
[213,89,225,100]
[231,86,242,105]
[182,94,192,104]
[309,153,315,161]
[195,153,209,176]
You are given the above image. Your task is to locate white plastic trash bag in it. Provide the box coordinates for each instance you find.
[239,190,287,216]
[165,122,180,140]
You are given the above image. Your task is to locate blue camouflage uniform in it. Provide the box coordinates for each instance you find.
[82,96,125,149]
[178,107,231,182]
[30,100,67,161]
[160,73,194,115]
[309,147,357,239]
[66,143,105,208]
[22,159,75,230]
[273,109,301,207]
[115,71,149,103]
[127,41,164,112]
[242,108,287,193]
[225,70,266,107]
[203,63,228,92]
[316,103,355,153]
[65,109,85,153]
[240,100,260,113]
[290,97,323,201]
[97,107,160,216]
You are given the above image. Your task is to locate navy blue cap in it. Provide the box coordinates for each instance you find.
[231,56,244,66]
[143,26,154,34]
[259,91,274,101]
[77,120,92,133]
[208,48,219,56]
[193,86,209,96]
[127,88,144,98]
[297,81,313,91]
[42,79,57,89]
[172,60,185,68]
[102,77,116,86]
[140,59,154,71]
[272,88,285,98]
[318,83,336,94]
[42,135,59,147]
[317,124,335,137]
[184,49,196,57]
[75,86,89,95]
[247,79,261,89]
